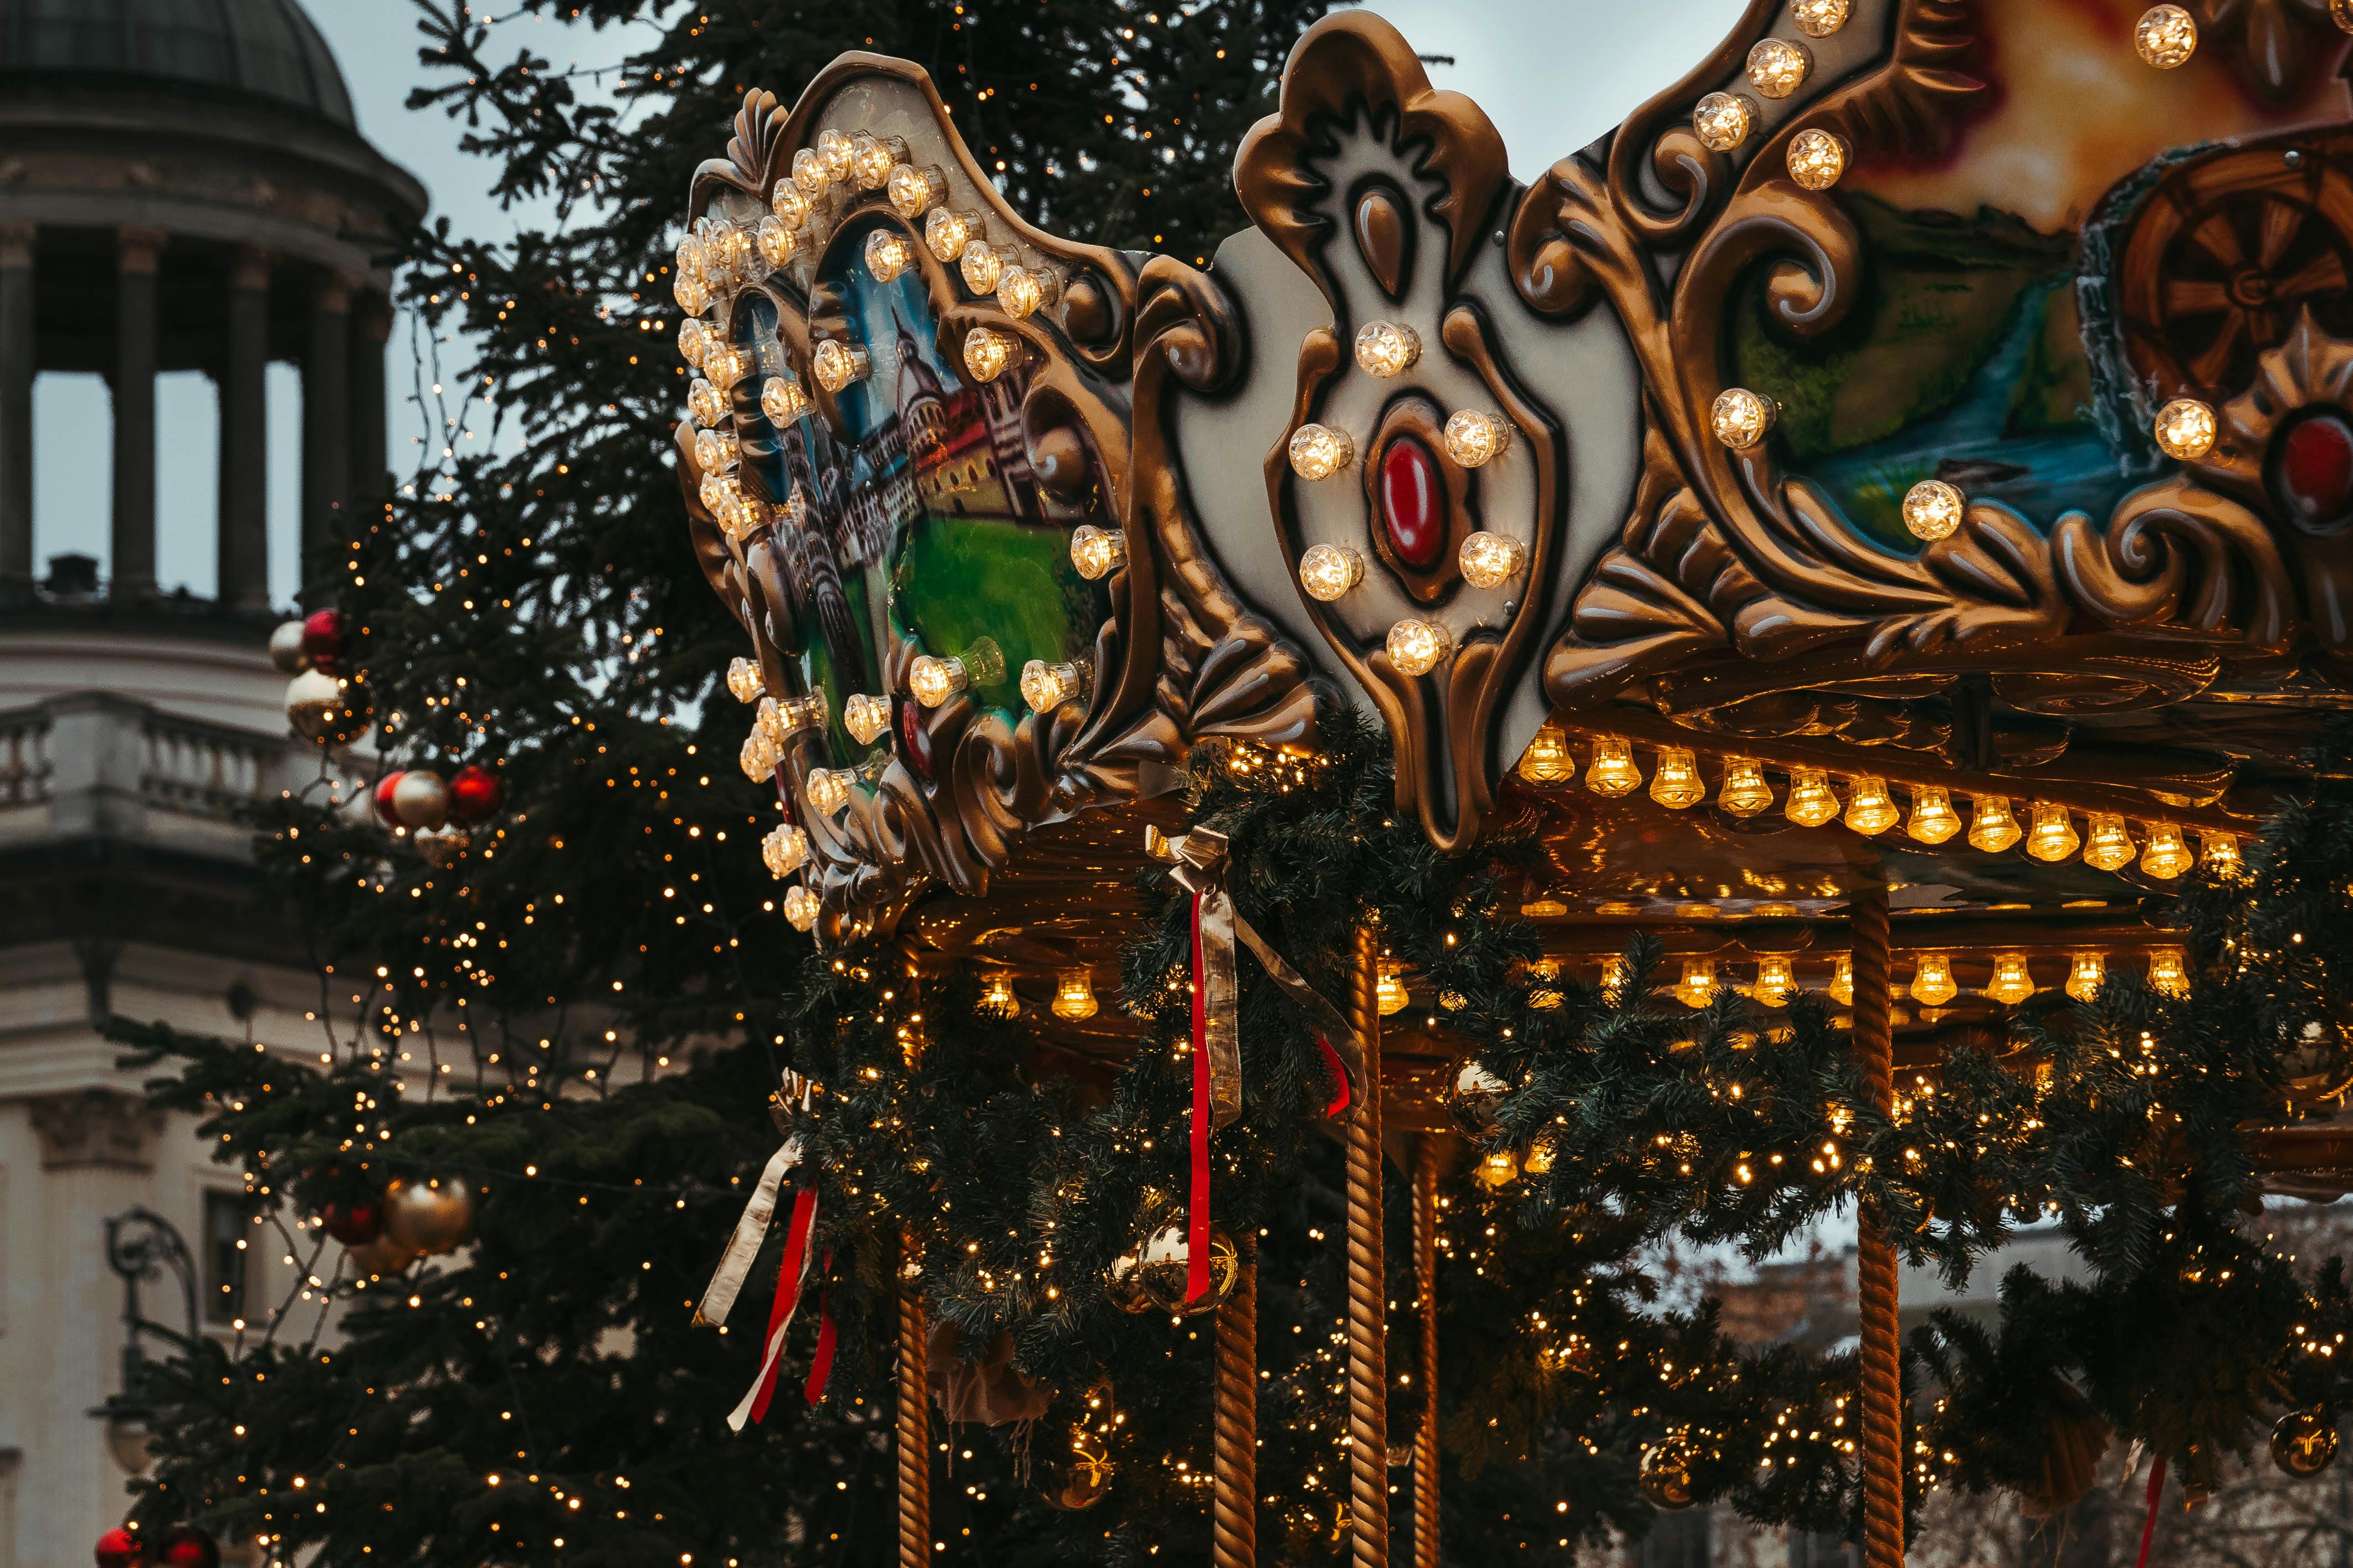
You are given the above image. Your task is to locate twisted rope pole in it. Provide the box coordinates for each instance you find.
[1411,1135,1440,1568]
[1850,878,1904,1568]
[1212,1239,1259,1568]
[896,1250,930,1568]
[1344,923,1390,1568]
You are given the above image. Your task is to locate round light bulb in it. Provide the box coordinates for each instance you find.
[1354,321,1421,378]
[2154,397,2216,460]
[1719,757,1775,817]
[1784,767,1838,827]
[1968,794,2022,852]
[1586,736,1643,798]
[1675,958,1718,1009]
[997,266,1050,319]
[2026,801,2081,862]
[887,162,944,219]
[673,267,710,316]
[1650,747,1706,809]
[908,655,967,708]
[1020,659,1084,713]
[2146,948,2191,998]
[687,377,725,428]
[864,228,913,283]
[1288,423,1354,481]
[2135,5,2197,67]
[1746,37,1812,97]
[1712,387,1777,449]
[1692,91,1754,152]
[1844,774,1899,835]
[980,972,1020,1016]
[814,128,855,182]
[725,656,763,705]
[1829,953,1853,1005]
[960,240,1007,295]
[963,327,1017,383]
[812,340,870,392]
[1753,957,1796,1007]
[843,693,892,746]
[2201,831,2243,877]
[675,233,706,285]
[2140,822,2193,880]
[1985,954,2035,1006]
[804,768,853,815]
[2065,951,2106,1003]
[1909,952,1957,1006]
[1518,724,1575,784]
[756,214,797,270]
[1459,531,1526,589]
[771,184,810,229]
[1906,784,1961,844]
[761,823,811,878]
[781,883,819,932]
[701,342,749,393]
[678,317,709,368]
[2083,813,2135,872]
[1442,409,1511,467]
[1903,479,1964,542]
[1051,970,1099,1021]
[1386,619,1453,677]
[791,147,831,199]
[1069,525,1125,580]
[1298,543,1364,602]
[1791,0,1849,37]
[1785,128,1848,191]
[693,426,737,476]
[849,131,902,189]
[761,374,811,424]
[925,207,975,263]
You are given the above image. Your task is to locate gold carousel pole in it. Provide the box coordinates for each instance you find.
[1211,1240,1259,1568]
[896,1237,930,1568]
[1344,923,1391,1568]
[1410,1135,1442,1568]
[1850,878,1904,1568]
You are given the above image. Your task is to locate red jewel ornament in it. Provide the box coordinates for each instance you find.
[2275,412,2353,533]
[155,1529,218,1568]
[322,1199,382,1245]
[1379,436,1444,569]
[95,1527,146,1568]
[898,696,935,782]
[372,772,407,827]
[300,608,346,671]
[447,764,503,822]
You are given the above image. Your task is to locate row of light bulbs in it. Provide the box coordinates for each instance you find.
[978,969,1103,1021]
[1648,948,2185,1010]
[1518,727,2243,877]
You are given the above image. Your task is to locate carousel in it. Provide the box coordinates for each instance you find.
[666,2,2353,1564]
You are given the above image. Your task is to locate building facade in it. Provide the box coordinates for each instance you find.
[0,3,423,1561]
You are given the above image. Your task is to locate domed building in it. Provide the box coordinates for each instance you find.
[0,4,424,1559]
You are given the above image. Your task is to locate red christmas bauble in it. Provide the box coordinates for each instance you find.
[447,764,503,822]
[155,1529,217,1568]
[300,608,346,670]
[372,772,407,827]
[94,1526,145,1568]
[321,1200,382,1245]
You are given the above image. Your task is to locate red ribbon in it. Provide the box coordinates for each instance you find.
[803,1251,837,1406]
[1314,1034,1351,1119]
[1187,891,1214,1305]
[748,1187,817,1425]
[2134,1455,2169,1568]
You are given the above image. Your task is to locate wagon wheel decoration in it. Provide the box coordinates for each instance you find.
[2119,136,2353,405]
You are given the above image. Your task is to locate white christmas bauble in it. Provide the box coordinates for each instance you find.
[284,669,342,739]
[391,770,450,830]
[268,620,312,674]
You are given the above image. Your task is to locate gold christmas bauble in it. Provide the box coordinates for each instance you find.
[346,1233,417,1278]
[1638,1438,1697,1510]
[382,1176,478,1255]
[2273,1408,2340,1477]
[1044,1429,1114,1511]
[1135,1223,1240,1315]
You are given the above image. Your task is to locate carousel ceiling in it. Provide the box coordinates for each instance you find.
[666,0,2353,1099]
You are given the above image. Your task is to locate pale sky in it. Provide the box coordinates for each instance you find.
[27,0,1745,608]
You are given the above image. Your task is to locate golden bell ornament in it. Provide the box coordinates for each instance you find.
[1522,1135,1557,1176]
[2201,831,2243,877]
[1829,953,1854,1006]
[2083,813,2135,872]
[1675,958,1718,1009]
[1909,952,1957,1007]
[1985,953,2036,1006]
[2146,948,2190,999]
[1585,735,1642,797]
[1785,767,1839,827]
[2140,822,2193,880]
[1051,970,1098,1021]
[2065,951,2106,1004]
[1844,775,1899,835]
[2026,801,2080,863]
[979,971,1019,1016]
[1517,724,1575,785]
[1376,963,1409,1016]
[381,1177,476,1256]
[1473,1149,1520,1189]
[1718,757,1773,817]
[1752,955,1796,1007]
[1968,794,2022,853]
[1650,747,1706,809]
[1907,785,1961,845]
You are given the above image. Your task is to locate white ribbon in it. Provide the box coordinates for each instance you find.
[725,1214,819,1432]
[695,1134,803,1328]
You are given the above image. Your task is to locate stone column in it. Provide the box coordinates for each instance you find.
[0,223,34,599]
[111,228,165,601]
[218,246,272,613]
[300,274,353,603]
[348,294,390,525]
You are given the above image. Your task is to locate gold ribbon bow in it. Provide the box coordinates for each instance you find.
[1147,824,1368,1120]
